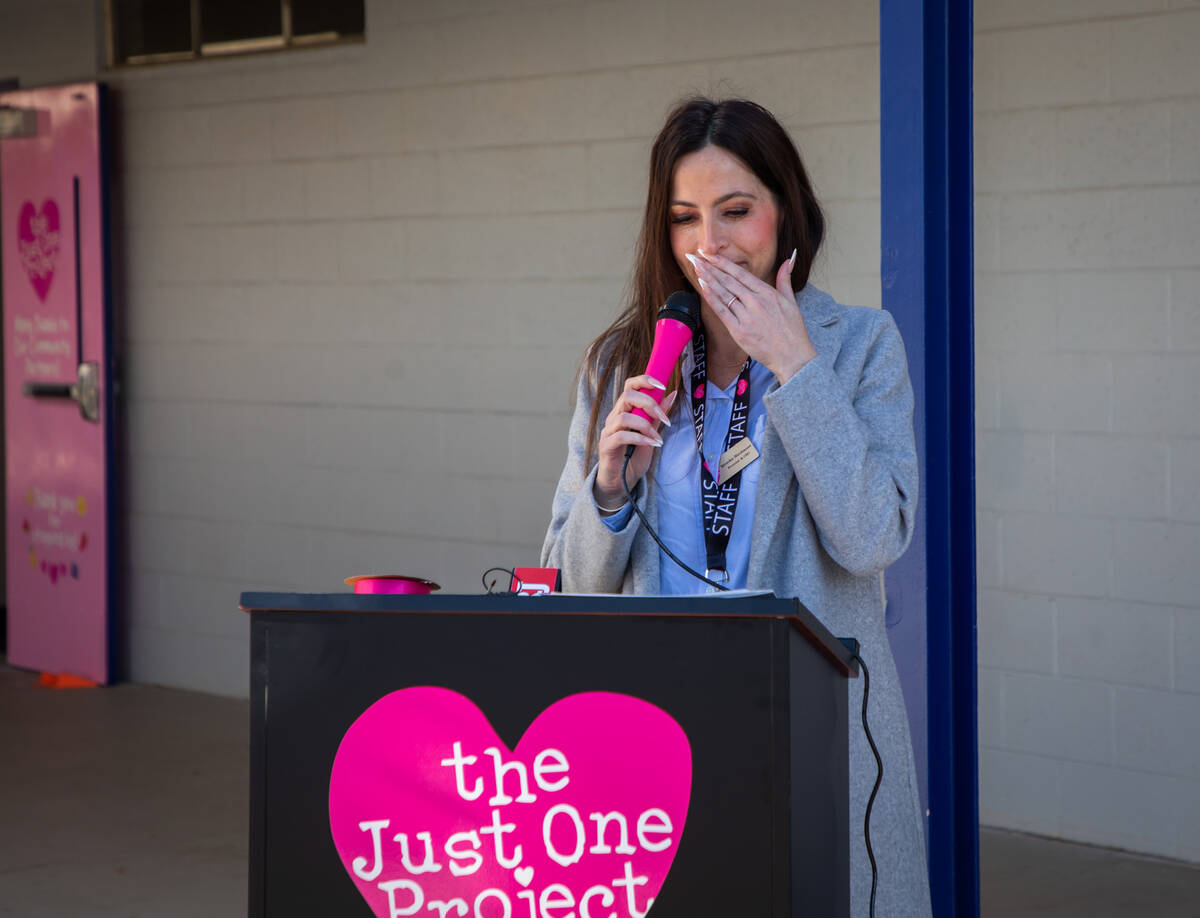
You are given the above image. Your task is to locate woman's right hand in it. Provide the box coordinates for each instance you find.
[593,376,678,511]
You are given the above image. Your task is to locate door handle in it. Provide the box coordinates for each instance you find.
[23,360,100,422]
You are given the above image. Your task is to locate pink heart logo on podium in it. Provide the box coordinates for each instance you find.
[17,199,61,302]
[329,687,692,918]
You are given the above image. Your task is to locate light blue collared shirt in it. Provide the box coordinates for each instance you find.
[601,356,774,593]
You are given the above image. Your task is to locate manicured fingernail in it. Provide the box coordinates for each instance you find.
[788,247,797,269]
[657,411,671,427]
[697,276,708,289]
[697,247,709,259]
[684,252,699,269]
[647,378,667,390]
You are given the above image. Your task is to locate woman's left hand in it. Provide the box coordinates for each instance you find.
[689,247,818,385]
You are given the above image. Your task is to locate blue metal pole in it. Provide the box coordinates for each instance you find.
[881,0,979,915]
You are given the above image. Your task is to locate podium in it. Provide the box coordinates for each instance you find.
[241,592,858,917]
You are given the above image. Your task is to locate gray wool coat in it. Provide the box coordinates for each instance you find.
[541,284,933,916]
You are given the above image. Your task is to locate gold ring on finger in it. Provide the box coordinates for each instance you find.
[725,294,738,308]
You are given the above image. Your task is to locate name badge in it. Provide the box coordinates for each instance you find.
[717,437,759,484]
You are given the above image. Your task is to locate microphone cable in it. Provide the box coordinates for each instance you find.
[621,443,880,914]
[847,645,881,918]
[482,567,521,594]
[620,450,729,592]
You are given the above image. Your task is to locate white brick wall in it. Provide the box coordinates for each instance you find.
[0,0,882,697]
[976,3,1200,862]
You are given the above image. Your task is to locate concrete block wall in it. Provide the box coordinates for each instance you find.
[975,1,1200,862]
[5,0,1197,869]
[0,0,882,695]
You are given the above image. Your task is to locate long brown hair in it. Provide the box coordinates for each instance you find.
[579,97,825,464]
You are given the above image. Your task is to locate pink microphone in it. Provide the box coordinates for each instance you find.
[623,291,701,460]
[629,290,702,424]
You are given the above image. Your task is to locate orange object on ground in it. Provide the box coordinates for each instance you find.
[38,672,99,689]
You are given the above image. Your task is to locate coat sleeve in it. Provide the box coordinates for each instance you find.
[762,309,918,577]
[539,367,645,592]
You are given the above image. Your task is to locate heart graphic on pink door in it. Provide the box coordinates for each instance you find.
[328,687,692,918]
[17,199,61,302]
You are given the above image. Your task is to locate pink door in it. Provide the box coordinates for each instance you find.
[1,83,115,683]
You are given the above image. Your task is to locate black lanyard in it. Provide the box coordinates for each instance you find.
[690,332,752,578]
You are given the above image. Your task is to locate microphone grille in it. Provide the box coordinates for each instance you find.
[659,290,701,333]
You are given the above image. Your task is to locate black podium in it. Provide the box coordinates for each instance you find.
[241,592,858,917]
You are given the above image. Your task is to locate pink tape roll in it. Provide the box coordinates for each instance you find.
[343,575,441,595]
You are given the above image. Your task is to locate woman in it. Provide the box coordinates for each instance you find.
[541,97,931,916]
